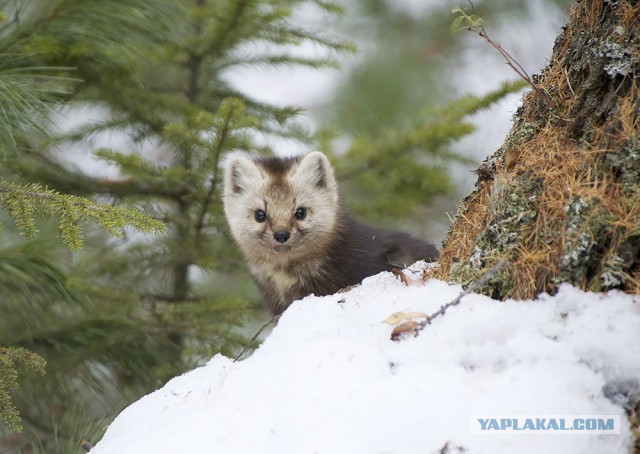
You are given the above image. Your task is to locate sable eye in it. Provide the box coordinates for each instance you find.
[294,207,307,220]
[254,209,267,223]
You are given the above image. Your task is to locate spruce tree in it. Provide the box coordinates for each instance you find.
[1,0,350,449]
[18,0,351,350]
[0,1,164,446]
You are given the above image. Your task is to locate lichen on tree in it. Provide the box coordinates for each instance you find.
[434,0,640,298]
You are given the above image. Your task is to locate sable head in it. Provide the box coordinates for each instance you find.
[223,151,339,260]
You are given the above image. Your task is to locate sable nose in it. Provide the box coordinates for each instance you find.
[273,230,291,244]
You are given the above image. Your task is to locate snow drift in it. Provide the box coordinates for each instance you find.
[92,264,639,453]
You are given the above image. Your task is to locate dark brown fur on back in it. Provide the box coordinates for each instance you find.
[256,207,439,315]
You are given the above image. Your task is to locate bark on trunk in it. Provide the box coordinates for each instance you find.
[434,0,640,299]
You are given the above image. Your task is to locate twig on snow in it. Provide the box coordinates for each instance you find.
[233,314,280,362]
[391,259,509,340]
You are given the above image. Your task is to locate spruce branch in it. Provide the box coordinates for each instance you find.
[193,99,238,247]
[200,0,251,64]
[264,24,355,53]
[143,293,206,303]
[335,82,523,183]
[18,149,190,199]
[0,346,46,433]
[310,0,345,15]
[0,182,165,250]
[0,66,77,155]
[218,54,341,70]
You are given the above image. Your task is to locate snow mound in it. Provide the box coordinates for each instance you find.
[92,266,639,453]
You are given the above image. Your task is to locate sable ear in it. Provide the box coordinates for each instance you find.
[225,156,262,195]
[293,151,336,190]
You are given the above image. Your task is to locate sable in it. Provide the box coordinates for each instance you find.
[223,151,438,315]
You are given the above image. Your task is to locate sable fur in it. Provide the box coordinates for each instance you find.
[223,151,438,315]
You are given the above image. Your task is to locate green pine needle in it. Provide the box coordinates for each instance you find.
[0,346,46,433]
[0,182,165,250]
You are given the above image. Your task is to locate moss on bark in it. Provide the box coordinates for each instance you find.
[434,0,640,298]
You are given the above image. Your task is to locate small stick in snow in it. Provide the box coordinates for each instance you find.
[391,259,509,340]
[422,258,509,326]
[233,314,281,362]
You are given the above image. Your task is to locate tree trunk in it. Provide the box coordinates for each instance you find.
[434,0,640,299]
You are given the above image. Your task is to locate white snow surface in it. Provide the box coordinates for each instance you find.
[92,264,639,453]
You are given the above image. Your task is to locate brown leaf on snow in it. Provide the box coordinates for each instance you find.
[390,321,421,341]
[383,311,428,325]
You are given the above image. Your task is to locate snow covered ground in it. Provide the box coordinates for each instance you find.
[92,263,639,453]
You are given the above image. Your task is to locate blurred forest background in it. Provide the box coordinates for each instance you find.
[0,0,571,451]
